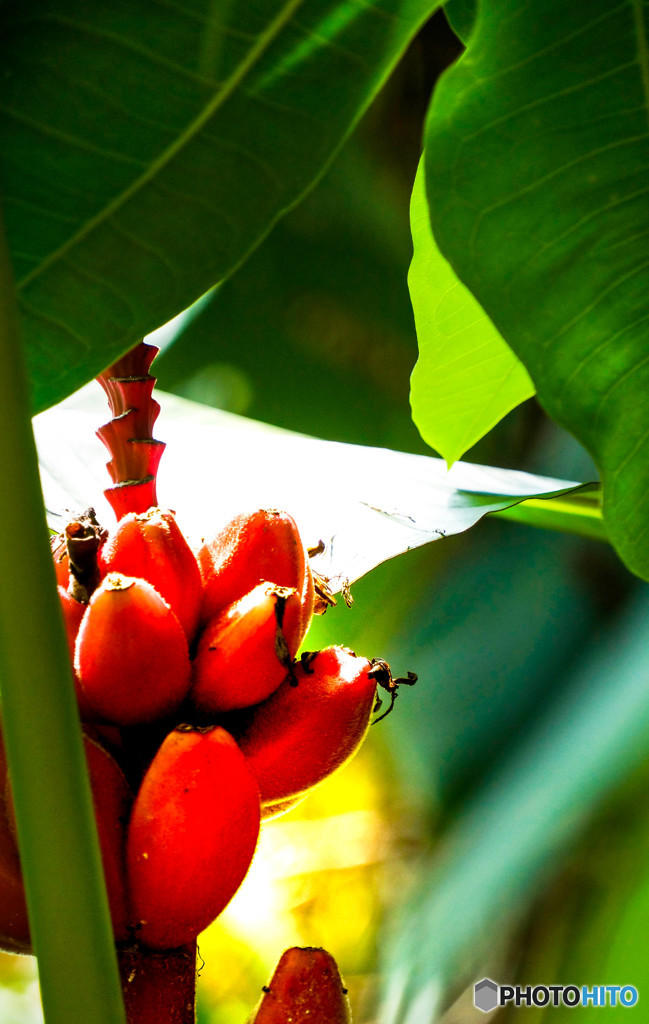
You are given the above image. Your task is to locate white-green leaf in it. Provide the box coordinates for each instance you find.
[35,385,601,593]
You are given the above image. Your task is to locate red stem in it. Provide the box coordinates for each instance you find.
[96,343,166,519]
[119,942,197,1024]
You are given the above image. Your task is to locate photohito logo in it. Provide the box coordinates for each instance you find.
[473,979,638,1012]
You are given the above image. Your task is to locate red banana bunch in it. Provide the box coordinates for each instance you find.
[0,343,415,956]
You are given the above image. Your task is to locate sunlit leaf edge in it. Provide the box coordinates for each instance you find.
[36,386,599,595]
[409,156,535,466]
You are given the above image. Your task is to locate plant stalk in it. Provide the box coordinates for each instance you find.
[0,212,126,1023]
[119,943,197,1024]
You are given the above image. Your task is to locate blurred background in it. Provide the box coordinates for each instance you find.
[4,9,646,1022]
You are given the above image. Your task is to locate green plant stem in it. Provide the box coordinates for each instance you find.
[0,214,126,1023]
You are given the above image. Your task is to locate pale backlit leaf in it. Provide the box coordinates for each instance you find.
[35,386,600,593]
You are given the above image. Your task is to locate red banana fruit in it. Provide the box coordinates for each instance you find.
[75,574,190,725]
[248,947,352,1024]
[0,735,29,954]
[51,531,70,589]
[197,509,313,642]
[81,736,133,941]
[127,725,260,950]
[191,582,302,714]
[0,822,29,954]
[58,585,86,658]
[100,508,202,641]
[229,646,377,805]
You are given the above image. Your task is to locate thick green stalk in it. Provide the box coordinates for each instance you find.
[0,215,126,1022]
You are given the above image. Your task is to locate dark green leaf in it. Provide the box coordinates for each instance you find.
[424,0,649,579]
[443,0,477,43]
[2,0,438,413]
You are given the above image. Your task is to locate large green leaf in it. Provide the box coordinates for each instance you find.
[409,157,534,465]
[1,0,437,414]
[423,0,649,580]
[35,385,600,590]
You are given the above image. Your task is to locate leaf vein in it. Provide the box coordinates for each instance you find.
[31,59,180,139]
[200,131,283,190]
[0,104,147,168]
[59,258,139,327]
[18,298,91,349]
[557,310,649,404]
[4,195,78,224]
[153,179,238,237]
[460,358,525,455]
[243,86,326,127]
[547,255,649,346]
[29,14,223,90]
[614,420,649,479]
[471,131,649,247]
[594,323,649,414]
[474,4,627,85]
[464,58,638,144]
[148,0,256,41]
[601,223,649,253]
[110,221,181,282]
[537,176,649,257]
[631,0,649,130]
[1,152,98,204]
[291,18,370,69]
[12,251,40,266]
